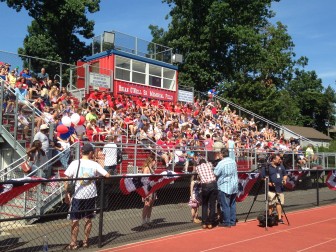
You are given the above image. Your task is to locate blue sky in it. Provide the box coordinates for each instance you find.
[1,0,335,87]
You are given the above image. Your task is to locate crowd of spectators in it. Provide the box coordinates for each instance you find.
[0,61,315,172]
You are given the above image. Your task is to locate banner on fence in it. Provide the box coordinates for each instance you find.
[0,177,44,206]
[120,171,181,198]
[326,170,336,190]
[236,173,259,202]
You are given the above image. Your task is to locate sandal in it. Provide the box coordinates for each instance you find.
[82,240,89,248]
[142,223,150,228]
[65,243,78,250]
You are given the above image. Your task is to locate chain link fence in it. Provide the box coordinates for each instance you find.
[0,168,335,252]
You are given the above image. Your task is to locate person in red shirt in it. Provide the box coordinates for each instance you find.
[204,134,214,151]
[86,119,107,142]
[156,136,173,167]
[16,77,28,89]
[211,105,217,118]
[87,89,100,103]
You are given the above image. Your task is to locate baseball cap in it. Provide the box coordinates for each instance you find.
[40,124,49,130]
[82,143,94,154]
[213,141,225,152]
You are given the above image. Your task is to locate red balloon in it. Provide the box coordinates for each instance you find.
[77,115,86,126]
[56,124,69,134]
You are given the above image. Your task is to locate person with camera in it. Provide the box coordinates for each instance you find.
[64,143,110,249]
[261,153,288,224]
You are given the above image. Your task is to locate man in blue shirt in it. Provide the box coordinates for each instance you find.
[21,68,33,87]
[261,154,287,224]
[214,147,238,227]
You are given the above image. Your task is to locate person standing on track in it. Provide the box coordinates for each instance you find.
[64,143,110,249]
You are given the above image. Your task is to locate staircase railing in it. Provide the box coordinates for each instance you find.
[1,142,80,220]
[0,142,79,181]
[0,79,51,156]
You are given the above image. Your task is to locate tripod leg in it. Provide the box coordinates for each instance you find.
[244,179,262,222]
[275,193,290,225]
[265,177,269,231]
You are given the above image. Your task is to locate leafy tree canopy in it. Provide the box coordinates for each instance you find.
[1,0,100,64]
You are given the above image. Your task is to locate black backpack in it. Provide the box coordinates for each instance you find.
[257,213,278,227]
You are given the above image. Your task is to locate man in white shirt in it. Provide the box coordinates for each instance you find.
[64,143,110,249]
[103,135,118,175]
[33,124,50,177]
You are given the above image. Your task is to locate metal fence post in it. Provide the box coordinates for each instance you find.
[316,170,320,206]
[98,177,104,248]
[13,95,19,151]
[30,108,35,146]
[0,81,3,126]
[134,142,137,173]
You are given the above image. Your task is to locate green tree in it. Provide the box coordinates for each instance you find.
[150,0,336,133]
[286,57,336,132]
[1,0,100,65]
[150,0,296,92]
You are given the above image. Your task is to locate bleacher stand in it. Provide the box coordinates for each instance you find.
[0,61,305,175]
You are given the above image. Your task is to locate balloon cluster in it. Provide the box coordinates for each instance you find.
[56,113,85,140]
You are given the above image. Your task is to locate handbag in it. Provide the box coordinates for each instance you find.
[67,160,81,197]
[188,198,200,208]
[21,161,32,173]
[21,151,38,173]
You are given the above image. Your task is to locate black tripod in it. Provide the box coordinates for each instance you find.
[245,176,290,230]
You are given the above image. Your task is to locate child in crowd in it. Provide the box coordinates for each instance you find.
[189,174,202,223]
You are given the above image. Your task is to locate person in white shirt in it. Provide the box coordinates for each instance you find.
[33,124,50,177]
[64,143,110,249]
[103,135,118,175]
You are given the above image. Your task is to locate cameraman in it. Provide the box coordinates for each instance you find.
[261,153,287,224]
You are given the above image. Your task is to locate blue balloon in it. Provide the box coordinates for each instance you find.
[68,126,75,135]
[60,132,71,140]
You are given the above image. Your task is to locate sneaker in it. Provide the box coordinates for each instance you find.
[278,219,284,224]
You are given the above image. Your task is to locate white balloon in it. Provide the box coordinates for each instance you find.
[61,116,72,127]
[70,113,80,125]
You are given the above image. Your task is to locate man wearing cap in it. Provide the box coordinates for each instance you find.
[214,147,238,228]
[64,143,110,249]
[209,141,225,167]
[33,124,51,177]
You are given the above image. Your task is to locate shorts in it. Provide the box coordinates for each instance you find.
[268,191,284,205]
[70,197,96,220]
[104,165,117,175]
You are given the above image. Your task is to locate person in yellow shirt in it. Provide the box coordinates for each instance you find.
[305,144,317,166]
[8,70,17,89]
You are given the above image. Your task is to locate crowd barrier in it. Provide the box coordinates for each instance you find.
[0,169,335,252]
